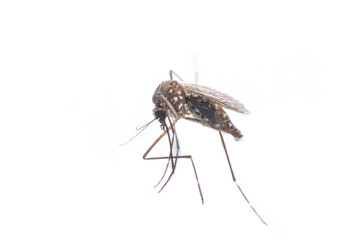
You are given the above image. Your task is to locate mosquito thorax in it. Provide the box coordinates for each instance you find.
[152,80,187,120]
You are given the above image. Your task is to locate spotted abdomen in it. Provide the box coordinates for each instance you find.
[185,93,242,139]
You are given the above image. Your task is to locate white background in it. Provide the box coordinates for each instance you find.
[1,1,360,239]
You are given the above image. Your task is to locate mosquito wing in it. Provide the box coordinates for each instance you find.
[183,83,250,114]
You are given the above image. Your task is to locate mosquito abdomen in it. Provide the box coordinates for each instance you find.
[185,93,242,139]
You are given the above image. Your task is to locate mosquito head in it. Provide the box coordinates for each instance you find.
[152,105,167,129]
[152,81,168,128]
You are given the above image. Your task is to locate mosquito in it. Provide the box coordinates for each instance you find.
[123,70,267,225]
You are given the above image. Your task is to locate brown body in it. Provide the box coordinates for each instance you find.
[152,80,243,139]
[145,72,266,225]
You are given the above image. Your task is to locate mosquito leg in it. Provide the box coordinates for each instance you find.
[169,70,185,82]
[217,129,267,225]
[156,117,204,204]
[142,119,178,187]
[160,94,180,119]
[186,154,204,204]
[183,116,267,225]
[154,158,170,188]
[142,116,180,189]
[141,117,203,203]
[142,119,179,160]
[167,116,178,172]
[155,117,178,188]
[157,117,179,192]
[158,154,204,204]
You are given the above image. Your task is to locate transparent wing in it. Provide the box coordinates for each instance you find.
[183,83,250,114]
